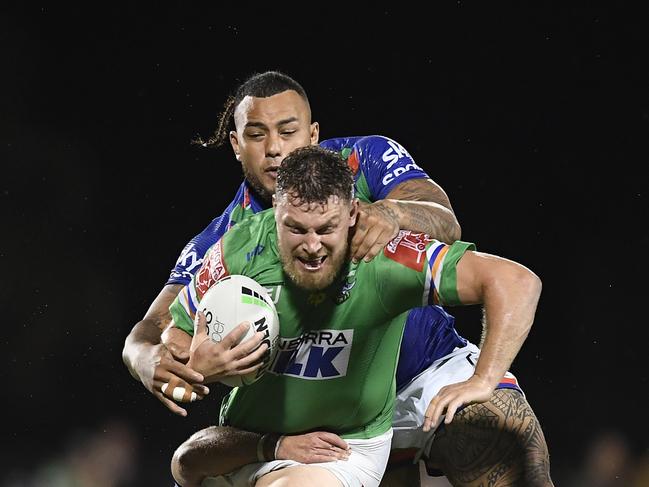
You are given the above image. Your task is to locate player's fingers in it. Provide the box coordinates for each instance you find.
[234,344,271,372]
[155,376,209,398]
[167,342,189,362]
[311,440,349,459]
[423,397,443,432]
[234,331,266,357]
[194,310,207,335]
[304,453,338,464]
[431,398,449,428]
[350,222,370,261]
[164,360,204,384]
[159,376,203,403]
[352,226,381,262]
[444,399,464,424]
[329,446,351,460]
[234,361,267,376]
[317,432,349,451]
[156,392,188,417]
[221,322,251,348]
[372,225,399,254]
[190,313,212,354]
[362,240,388,263]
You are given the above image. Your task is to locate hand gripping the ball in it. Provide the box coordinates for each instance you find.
[187,310,270,385]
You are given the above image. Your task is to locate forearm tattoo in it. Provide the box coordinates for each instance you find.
[396,202,459,244]
[372,200,400,226]
[387,179,461,243]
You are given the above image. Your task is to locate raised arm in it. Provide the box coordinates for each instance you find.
[350,178,461,263]
[423,250,542,430]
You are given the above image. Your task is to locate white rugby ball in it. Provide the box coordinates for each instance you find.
[198,274,279,387]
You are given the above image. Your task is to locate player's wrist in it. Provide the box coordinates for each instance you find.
[256,433,283,462]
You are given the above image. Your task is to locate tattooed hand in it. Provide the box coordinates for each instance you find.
[350,200,400,263]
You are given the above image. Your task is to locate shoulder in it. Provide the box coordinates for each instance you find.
[194,209,278,295]
[222,208,276,250]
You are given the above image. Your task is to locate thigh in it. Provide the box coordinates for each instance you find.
[426,389,553,487]
[255,465,342,487]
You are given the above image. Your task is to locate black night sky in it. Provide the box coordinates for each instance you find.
[2,4,648,486]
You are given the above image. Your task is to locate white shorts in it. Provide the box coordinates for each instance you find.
[202,429,393,487]
[391,342,522,459]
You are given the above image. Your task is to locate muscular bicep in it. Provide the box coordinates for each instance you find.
[386,178,454,210]
[454,251,540,305]
[143,283,184,332]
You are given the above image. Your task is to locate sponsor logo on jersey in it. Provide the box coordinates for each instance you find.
[269,329,353,380]
[382,139,411,168]
[384,231,434,271]
[380,139,423,185]
[196,240,229,296]
[173,244,204,279]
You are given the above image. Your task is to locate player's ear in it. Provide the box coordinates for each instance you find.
[310,121,319,145]
[348,198,359,227]
[229,131,241,160]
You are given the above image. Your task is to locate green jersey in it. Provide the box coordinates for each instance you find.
[170,209,474,439]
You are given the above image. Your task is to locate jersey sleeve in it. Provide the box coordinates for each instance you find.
[323,135,430,201]
[169,236,231,335]
[166,214,230,286]
[374,231,476,315]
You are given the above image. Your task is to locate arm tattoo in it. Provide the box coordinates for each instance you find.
[385,179,461,243]
[428,389,553,486]
[372,200,400,226]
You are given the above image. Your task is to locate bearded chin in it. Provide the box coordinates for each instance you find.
[279,246,350,292]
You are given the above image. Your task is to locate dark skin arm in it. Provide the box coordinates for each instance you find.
[171,426,350,487]
[122,284,208,416]
[350,178,461,263]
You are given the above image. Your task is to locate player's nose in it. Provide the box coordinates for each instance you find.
[303,232,322,254]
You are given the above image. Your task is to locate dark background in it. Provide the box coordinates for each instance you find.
[2,4,648,486]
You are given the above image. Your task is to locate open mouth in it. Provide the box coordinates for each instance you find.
[297,256,327,271]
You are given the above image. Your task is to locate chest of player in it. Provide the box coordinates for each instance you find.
[258,274,391,379]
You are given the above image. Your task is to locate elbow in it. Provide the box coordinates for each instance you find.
[449,220,462,243]
[523,268,542,303]
[171,426,225,486]
[517,267,542,333]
